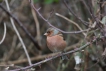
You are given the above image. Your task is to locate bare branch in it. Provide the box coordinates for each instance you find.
[30,0,41,45]
[55,13,87,36]
[0,22,6,44]
[0,3,41,50]
[29,0,88,34]
[8,35,102,71]
[4,0,32,65]
[63,0,89,26]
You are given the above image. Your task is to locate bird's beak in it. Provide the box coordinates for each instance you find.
[44,33,47,36]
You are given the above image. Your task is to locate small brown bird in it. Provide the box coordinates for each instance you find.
[44,27,68,60]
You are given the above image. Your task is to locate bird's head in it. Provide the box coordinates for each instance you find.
[44,27,62,37]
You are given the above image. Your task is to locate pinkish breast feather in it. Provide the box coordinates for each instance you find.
[47,35,66,52]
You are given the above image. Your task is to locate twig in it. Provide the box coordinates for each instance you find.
[87,0,102,29]
[55,13,87,36]
[8,35,100,71]
[30,0,41,45]
[87,0,106,57]
[0,4,41,50]
[63,0,89,26]
[0,53,59,65]
[29,0,88,34]
[0,42,82,65]
[4,0,32,65]
[81,0,93,18]
[82,0,106,42]
[4,35,17,61]
[0,22,6,44]
[57,59,63,71]
[47,9,54,20]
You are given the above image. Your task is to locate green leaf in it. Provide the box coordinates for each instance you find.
[44,0,54,4]
[54,0,59,3]
[33,0,39,3]
[0,0,3,3]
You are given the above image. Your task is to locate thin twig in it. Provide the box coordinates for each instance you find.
[4,0,32,65]
[8,35,101,71]
[0,53,59,65]
[61,55,74,71]
[29,0,88,34]
[81,0,93,18]
[0,4,41,50]
[55,13,87,36]
[0,22,6,44]
[30,0,41,45]
[87,0,102,29]
[4,35,17,61]
[63,0,89,26]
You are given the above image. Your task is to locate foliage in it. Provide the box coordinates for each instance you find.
[33,0,59,4]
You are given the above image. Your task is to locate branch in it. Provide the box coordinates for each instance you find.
[30,0,41,45]
[0,22,6,44]
[0,53,59,65]
[4,0,32,65]
[0,3,41,50]
[81,0,93,18]
[63,0,89,26]
[29,0,88,34]
[8,35,101,71]
[86,0,103,29]
[55,13,87,36]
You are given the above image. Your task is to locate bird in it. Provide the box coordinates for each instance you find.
[44,27,68,60]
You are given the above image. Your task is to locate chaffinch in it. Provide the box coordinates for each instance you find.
[44,27,68,60]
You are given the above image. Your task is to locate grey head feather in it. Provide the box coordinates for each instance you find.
[53,29,59,35]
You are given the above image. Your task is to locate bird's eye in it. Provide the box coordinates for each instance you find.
[47,31,50,33]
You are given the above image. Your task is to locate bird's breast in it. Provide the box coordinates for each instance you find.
[47,35,66,52]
